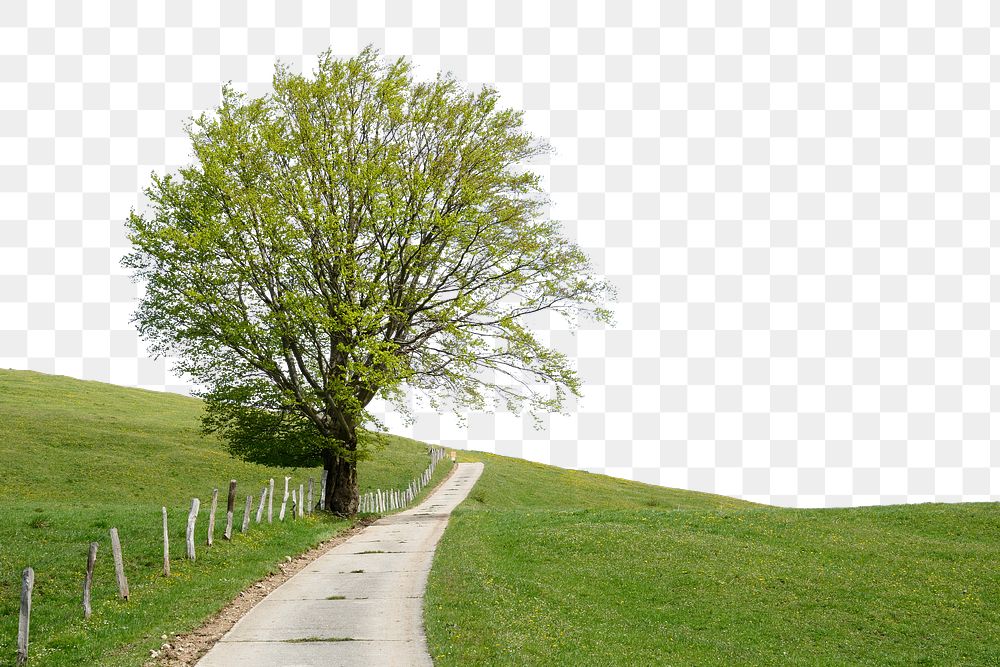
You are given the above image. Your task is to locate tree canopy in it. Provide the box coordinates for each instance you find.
[123,47,613,512]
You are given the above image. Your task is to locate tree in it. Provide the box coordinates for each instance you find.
[123,47,613,515]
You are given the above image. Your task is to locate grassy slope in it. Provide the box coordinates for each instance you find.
[0,369,445,666]
[426,451,1000,666]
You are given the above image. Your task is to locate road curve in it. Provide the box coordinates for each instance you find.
[197,461,485,667]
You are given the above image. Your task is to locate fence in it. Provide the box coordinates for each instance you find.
[12,445,449,664]
[359,445,447,513]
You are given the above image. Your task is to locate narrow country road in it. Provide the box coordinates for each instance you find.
[197,462,485,667]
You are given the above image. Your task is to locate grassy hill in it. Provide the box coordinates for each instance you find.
[426,452,1000,665]
[5,368,997,666]
[0,369,450,666]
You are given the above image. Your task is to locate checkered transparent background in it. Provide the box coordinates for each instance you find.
[1,0,996,507]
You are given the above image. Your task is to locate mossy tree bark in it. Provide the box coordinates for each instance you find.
[322,422,359,515]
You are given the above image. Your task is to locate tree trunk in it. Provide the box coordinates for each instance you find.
[322,424,359,515]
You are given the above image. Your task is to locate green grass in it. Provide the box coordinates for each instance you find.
[452,450,752,512]
[0,369,441,666]
[10,367,994,665]
[426,451,1000,666]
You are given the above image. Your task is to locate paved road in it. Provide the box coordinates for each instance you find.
[198,462,485,667]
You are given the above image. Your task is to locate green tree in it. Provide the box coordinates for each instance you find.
[123,47,613,515]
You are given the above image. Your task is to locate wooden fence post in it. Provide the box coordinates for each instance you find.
[268,478,274,523]
[17,567,33,666]
[279,477,290,521]
[298,483,305,517]
[83,542,98,618]
[291,489,298,519]
[241,495,252,533]
[186,497,200,560]
[224,479,237,540]
[319,472,327,512]
[207,488,218,546]
[256,487,266,523]
[110,528,129,600]
[162,507,170,577]
[307,478,314,514]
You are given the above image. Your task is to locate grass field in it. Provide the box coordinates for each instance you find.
[426,451,1000,666]
[0,369,449,666]
[5,368,997,666]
